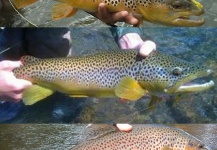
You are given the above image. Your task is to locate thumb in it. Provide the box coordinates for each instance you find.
[13,79,32,91]
[139,40,156,57]
[0,60,22,71]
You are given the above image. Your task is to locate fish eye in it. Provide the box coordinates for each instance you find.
[171,67,183,76]
[172,1,182,9]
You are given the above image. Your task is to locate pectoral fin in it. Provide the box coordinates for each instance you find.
[148,95,161,110]
[22,85,55,105]
[115,77,146,101]
[14,0,38,9]
[52,3,78,20]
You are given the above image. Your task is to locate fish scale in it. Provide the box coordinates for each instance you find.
[16,51,137,87]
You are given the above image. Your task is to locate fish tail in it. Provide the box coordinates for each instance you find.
[52,3,78,20]
[13,0,38,9]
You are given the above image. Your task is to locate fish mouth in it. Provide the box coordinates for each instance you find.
[168,9,205,26]
[175,79,214,93]
[165,69,214,93]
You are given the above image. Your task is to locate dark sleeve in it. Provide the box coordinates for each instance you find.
[109,27,143,43]
[0,28,72,60]
[0,28,26,60]
[24,28,72,58]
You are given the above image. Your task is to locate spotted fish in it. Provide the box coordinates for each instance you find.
[13,0,205,26]
[12,50,214,105]
[72,124,212,150]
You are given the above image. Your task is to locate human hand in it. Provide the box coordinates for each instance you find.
[114,123,132,132]
[92,3,139,26]
[0,60,32,102]
[118,33,156,57]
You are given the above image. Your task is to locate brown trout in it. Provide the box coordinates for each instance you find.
[72,124,212,150]
[13,0,205,26]
[13,50,214,105]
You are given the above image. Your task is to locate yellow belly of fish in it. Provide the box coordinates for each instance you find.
[22,79,116,105]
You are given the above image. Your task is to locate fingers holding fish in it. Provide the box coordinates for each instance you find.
[0,60,32,102]
[93,3,138,26]
[0,60,22,71]
[118,33,156,57]
[0,90,23,102]
[118,33,144,49]
[139,40,157,57]
[0,72,32,101]
[114,123,133,132]
[12,0,205,27]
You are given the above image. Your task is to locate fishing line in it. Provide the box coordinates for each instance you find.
[116,97,163,123]
[0,41,24,55]
[8,0,38,27]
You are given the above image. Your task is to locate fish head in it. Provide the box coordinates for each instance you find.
[185,143,212,150]
[168,127,212,150]
[138,51,214,95]
[175,136,212,150]
[137,0,205,26]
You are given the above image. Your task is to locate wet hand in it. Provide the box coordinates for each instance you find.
[0,60,32,102]
[92,3,139,26]
[118,33,156,57]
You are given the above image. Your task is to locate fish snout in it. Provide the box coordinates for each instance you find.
[195,8,205,16]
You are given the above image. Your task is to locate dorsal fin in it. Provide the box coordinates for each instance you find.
[20,55,40,65]
[80,124,117,143]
